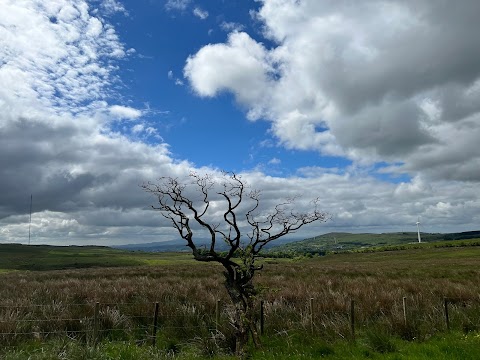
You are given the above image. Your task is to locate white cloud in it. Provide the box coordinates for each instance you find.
[2,0,479,246]
[86,17,103,37]
[184,32,273,109]
[109,105,142,120]
[165,0,191,11]
[132,124,144,134]
[101,0,129,16]
[0,0,193,244]
[168,70,184,86]
[220,21,245,32]
[193,7,208,20]
[0,0,125,116]
[184,0,480,182]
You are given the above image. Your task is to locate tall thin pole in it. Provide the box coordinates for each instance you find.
[416,220,421,243]
[28,194,32,245]
[152,302,159,346]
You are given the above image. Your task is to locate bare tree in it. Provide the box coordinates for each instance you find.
[142,172,328,354]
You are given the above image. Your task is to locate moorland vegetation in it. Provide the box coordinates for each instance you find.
[1,240,480,359]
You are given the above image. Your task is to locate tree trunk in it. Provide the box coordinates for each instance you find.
[224,270,261,356]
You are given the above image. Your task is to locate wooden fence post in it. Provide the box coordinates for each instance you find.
[350,299,355,340]
[152,302,159,346]
[215,300,221,332]
[402,296,407,327]
[260,300,265,336]
[93,302,99,346]
[309,298,314,334]
[444,298,450,331]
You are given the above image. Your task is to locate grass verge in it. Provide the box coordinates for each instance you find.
[1,331,479,359]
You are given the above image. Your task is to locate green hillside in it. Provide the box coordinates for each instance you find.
[1,230,479,271]
[267,230,480,255]
[0,244,195,271]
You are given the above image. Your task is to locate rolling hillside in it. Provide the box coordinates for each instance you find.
[113,230,480,254]
[265,230,480,255]
[1,230,479,272]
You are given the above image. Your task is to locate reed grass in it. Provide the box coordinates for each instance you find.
[0,246,479,357]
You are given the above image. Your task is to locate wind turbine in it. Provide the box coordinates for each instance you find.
[28,194,32,245]
[416,217,422,243]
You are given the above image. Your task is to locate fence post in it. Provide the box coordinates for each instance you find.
[93,302,99,346]
[152,302,159,346]
[402,296,408,327]
[216,300,221,332]
[350,299,355,340]
[309,298,314,334]
[260,300,265,336]
[444,298,450,331]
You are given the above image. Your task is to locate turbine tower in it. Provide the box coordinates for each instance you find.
[28,194,32,245]
[416,218,422,243]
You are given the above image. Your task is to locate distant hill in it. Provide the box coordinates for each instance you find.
[264,230,480,255]
[113,239,190,252]
[113,236,297,252]
[1,230,479,271]
[112,231,480,253]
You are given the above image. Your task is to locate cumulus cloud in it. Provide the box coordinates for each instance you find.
[2,0,479,246]
[184,0,480,182]
[184,32,273,112]
[0,0,192,244]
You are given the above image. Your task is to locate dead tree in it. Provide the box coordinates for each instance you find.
[142,172,328,355]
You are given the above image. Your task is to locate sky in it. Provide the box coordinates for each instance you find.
[1,0,480,246]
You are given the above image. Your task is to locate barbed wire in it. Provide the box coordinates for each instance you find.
[0,300,221,309]
[0,296,478,347]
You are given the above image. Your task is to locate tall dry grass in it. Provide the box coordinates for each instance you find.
[1,249,480,350]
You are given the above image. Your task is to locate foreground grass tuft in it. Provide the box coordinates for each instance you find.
[1,331,480,359]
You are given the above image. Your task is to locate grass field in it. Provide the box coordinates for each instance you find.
[0,244,196,271]
[0,242,480,358]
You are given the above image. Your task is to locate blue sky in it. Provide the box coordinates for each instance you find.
[1,0,480,245]
[109,0,348,175]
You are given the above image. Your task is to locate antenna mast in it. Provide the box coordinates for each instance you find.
[28,195,32,245]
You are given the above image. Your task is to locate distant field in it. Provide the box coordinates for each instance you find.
[1,238,480,272]
[0,244,196,271]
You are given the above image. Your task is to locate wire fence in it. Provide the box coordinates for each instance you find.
[0,296,479,349]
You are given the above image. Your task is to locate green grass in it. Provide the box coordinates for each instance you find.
[2,236,479,272]
[1,243,480,358]
[251,331,480,360]
[0,244,197,271]
[2,331,480,359]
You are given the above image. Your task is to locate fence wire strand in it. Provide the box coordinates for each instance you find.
[1,297,479,348]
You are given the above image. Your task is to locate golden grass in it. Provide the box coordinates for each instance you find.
[0,246,479,348]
